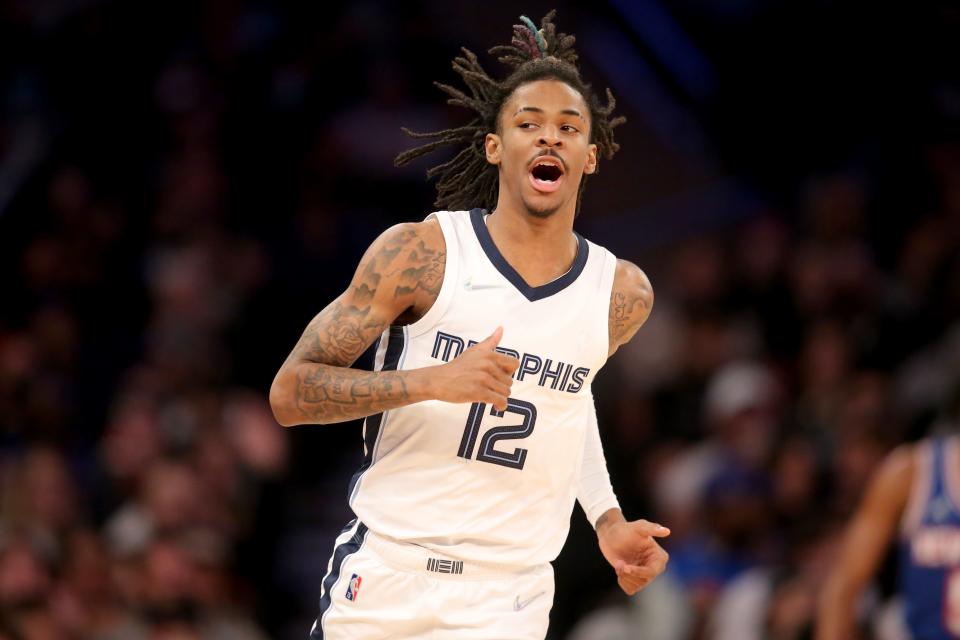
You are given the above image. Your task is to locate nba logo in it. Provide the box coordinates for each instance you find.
[345,573,362,602]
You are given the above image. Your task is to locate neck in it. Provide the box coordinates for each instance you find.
[488,186,577,240]
[483,193,580,287]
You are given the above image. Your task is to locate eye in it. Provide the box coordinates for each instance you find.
[562,124,579,133]
[518,122,538,129]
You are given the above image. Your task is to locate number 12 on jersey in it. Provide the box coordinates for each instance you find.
[456,399,537,470]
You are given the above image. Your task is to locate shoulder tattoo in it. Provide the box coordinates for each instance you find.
[294,221,445,368]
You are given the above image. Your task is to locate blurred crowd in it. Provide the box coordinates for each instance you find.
[1,2,959,640]
[0,131,290,636]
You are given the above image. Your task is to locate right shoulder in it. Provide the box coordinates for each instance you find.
[372,216,445,257]
[355,217,447,325]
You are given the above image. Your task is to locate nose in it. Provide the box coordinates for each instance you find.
[537,126,562,148]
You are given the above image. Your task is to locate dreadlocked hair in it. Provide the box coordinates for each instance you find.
[394,10,626,216]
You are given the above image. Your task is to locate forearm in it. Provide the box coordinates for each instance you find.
[815,579,860,640]
[270,361,434,426]
[577,399,621,527]
[815,450,909,640]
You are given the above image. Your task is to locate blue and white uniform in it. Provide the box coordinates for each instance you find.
[900,436,960,639]
[311,209,620,639]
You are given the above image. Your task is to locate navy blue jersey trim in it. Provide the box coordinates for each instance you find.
[310,521,369,639]
[469,208,589,302]
[346,326,405,501]
[932,437,946,499]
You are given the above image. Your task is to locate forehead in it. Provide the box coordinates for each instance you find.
[502,79,590,120]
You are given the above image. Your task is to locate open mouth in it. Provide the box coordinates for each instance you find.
[528,161,564,193]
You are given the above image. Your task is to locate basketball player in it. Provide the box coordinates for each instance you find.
[816,391,960,639]
[269,12,669,639]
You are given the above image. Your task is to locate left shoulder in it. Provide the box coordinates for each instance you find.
[608,259,654,357]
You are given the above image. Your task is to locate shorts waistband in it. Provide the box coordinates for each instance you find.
[363,530,538,579]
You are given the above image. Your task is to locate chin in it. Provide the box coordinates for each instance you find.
[521,194,563,219]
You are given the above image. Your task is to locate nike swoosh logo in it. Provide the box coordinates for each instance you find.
[464,280,502,291]
[514,590,546,611]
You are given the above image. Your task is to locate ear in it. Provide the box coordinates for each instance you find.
[584,143,599,175]
[485,133,502,165]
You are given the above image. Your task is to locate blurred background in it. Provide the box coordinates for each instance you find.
[1,0,959,638]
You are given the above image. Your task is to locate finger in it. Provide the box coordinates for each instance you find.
[474,326,503,351]
[617,568,655,588]
[486,380,512,399]
[490,369,517,388]
[616,561,657,577]
[489,394,509,412]
[630,519,671,538]
[493,353,520,374]
[618,576,644,592]
[617,565,658,581]
[466,382,502,409]
[617,575,648,595]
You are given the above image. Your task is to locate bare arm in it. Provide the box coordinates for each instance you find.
[608,259,654,357]
[269,219,518,426]
[815,445,914,640]
[592,260,667,595]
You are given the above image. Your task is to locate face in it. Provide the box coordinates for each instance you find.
[485,79,598,218]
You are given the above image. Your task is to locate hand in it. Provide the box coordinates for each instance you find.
[597,512,670,596]
[427,327,520,411]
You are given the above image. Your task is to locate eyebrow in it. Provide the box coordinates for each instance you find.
[514,106,584,120]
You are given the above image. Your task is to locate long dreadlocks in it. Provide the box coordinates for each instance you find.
[394,10,626,216]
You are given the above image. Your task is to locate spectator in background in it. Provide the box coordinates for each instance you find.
[816,385,960,640]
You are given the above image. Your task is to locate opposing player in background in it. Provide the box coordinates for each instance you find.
[817,388,960,639]
[270,11,669,639]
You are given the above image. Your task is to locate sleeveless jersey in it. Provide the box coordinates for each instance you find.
[899,436,960,639]
[347,208,617,567]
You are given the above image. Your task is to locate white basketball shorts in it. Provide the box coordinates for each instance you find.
[309,520,555,639]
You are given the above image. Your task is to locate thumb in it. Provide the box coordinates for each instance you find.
[474,326,503,350]
[631,519,671,538]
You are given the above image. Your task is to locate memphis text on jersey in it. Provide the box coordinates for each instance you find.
[431,331,591,394]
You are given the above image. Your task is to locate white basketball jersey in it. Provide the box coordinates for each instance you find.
[348,208,617,567]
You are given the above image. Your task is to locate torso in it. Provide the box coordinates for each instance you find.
[348,209,620,567]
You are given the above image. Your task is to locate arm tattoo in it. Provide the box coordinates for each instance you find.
[293,366,410,424]
[608,288,650,350]
[610,292,632,341]
[282,223,445,424]
[608,263,652,355]
[392,239,445,298]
